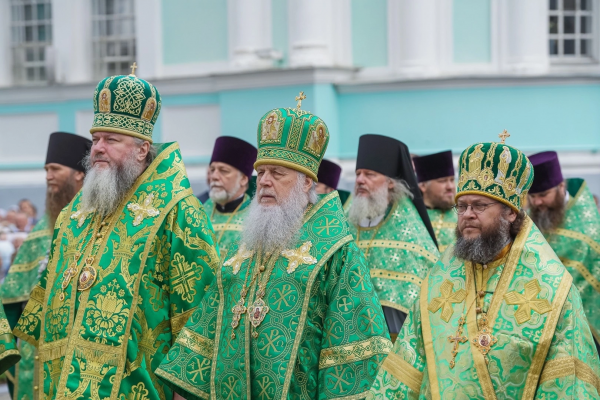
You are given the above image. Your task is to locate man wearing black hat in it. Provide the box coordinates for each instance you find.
[528,151,600,351]
[316,159,351,207]
[347,134,439,340]
[414,150,457,252]
[204,136,258,258]
[1,132,90,400]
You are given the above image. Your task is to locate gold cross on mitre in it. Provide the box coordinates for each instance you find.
[295,91,307,110]
[498,129,510,144]
[129,62,138,76]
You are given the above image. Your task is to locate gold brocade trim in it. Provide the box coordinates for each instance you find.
[560,257,600,292]
[39,338,67,362]
[171,308,196,336]
[0,349,20,367]
[176,327,214,358]
[23,229,52,242]
[2,294,33,304]
[330,391,370,400]
[420,275,441,400]
[522,272,572,400]
[356,240,438,263]
[379,300,410,315]
[553,228,600,255]
[465,262,497,400]
[211,223,243,232]
[455,190,519,212]
[30,286,45,303]
[565,180,587,211]
[304,191,338,223]
[210,252,226,397]
[370,269,423,286]
[539,356,600,392]
[281,234,354,398]
[8,256,46,273]
[154,368,210,399]
[318,336,392,370]
[381,352,423,393]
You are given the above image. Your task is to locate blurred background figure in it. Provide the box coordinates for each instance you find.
[414,150,457,252]
[316,158,351,207]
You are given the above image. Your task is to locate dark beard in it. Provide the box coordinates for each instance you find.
[429,194,454,211]
[453,217,511,264]
[46,179,78,227]
[529,190,566,233]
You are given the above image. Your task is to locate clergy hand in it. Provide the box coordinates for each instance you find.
[174,393,187,400]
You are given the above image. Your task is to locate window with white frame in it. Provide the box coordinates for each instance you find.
[549,0,595,60]
[10,0,52,85]
[92,0,136,78]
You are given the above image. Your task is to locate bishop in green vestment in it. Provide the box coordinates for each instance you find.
[157,95,391,400]
[528,151,600,350]
[13,70,219,400]
[202,136,257,259]
[347,134,439,340]
[1,131,90,399]
[414,150,458,252]
[370,133,600,399]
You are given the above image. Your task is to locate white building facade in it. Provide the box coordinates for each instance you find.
[1,0,599,209]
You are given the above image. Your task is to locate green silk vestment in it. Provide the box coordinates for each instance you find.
[542,178,600,343]
[0,303,21,375]
[369,217,600,400]
[350,196,440,315]
[13,142,219,400]
[1,215,52,399]
[427,208,457,253]
[156,191,392,400]
[203,195,251,260]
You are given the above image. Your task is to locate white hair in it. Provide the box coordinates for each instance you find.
[241,172,314,254]
[347,178,412,225]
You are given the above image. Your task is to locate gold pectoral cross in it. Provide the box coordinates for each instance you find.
[447,316,467,369]
[231,297,247,338]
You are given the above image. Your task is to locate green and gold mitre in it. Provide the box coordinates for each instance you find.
[254,92,329,181]
[90,63,161,143]
[456,130,534,211]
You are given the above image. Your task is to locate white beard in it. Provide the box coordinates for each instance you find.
[241,176,308,254]
[347,184,389,226]
[80,153,143,216]
[209,180,241,204]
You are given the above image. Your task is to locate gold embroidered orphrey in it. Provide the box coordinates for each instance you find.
[499,129,510,144]
[295,91,306,110]
[281,241,317,274]
[503,279,553,325]
[224,243,254,275]
[427,280,467,322]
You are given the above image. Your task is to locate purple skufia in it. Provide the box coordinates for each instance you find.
[413,150,455,183]
[529,151,563,194]
[210,136,258,177]
[318,159,342,189]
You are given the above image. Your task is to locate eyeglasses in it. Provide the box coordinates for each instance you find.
[453,203,501,215]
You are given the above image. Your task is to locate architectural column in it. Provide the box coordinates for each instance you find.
[134,0,163,79]
[288,0,338,67]
[230,0,272,68]
[389,0,439,76]
[0,0,12,87]
[52,0,92,84]
[502,0,549,74]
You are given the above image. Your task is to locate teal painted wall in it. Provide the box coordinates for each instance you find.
[272,0,288,67]
[162,0,229,65]
[338,84,600,156]
[351,0,388,67]
[453,0,491,63]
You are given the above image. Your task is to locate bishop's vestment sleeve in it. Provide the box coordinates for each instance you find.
[318,243,392,400]
[535,285,600,399]
[13,209,66,347]
[0,303,20,374]
[368,294,428,400]
[165,196,220,337]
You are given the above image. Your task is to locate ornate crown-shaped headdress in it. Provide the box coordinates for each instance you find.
[456,131,534,211]
[90,63,161,143]
[254,92,329,181]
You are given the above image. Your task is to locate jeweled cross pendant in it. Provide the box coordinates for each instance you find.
[295,91,306,110]
[231,298,247,338]
[447,316,467,369]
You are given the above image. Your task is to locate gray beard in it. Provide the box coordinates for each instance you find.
[529,193,565,233]
[453,217,511,265]
[347,184,389,226]
[209,182,241,205]
[241,180,308,254]
[80,153,143,216]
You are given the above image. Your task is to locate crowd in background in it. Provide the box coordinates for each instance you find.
[0,199,38,279]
